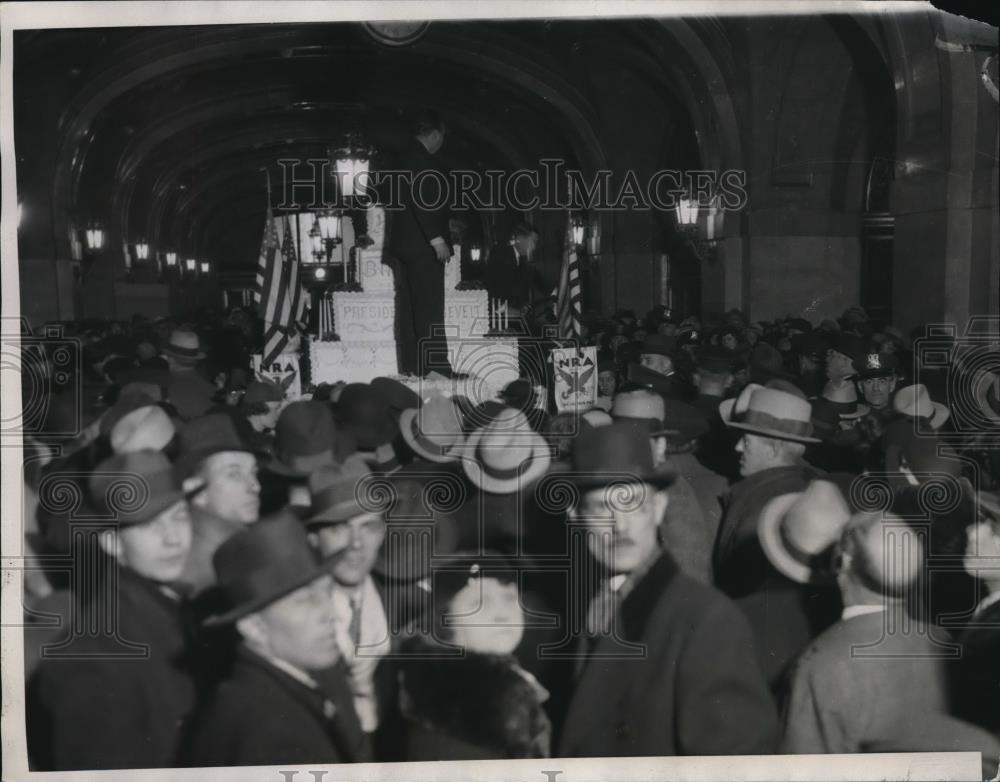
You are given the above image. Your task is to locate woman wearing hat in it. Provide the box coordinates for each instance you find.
[395,555,552,760]
[27,451,197,770]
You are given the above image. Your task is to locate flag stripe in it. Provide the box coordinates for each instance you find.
[258,210,312,367]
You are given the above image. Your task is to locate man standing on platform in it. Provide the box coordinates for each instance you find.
[387,110,454,377]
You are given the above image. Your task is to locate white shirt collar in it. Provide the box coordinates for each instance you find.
[257,650,319,690]
[841,604,887,621]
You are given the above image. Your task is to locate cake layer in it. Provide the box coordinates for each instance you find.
[333,290,396,342]
[310,339,398,385]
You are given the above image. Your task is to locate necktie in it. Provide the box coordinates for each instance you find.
[348,591,363,651]
[586,574,627,637]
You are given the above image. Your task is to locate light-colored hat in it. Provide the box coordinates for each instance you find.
[757,480,852,584]
[893,383,950,429]
[164,329,205,361]
[610,389,677,436]
[462,408,551,495]
[839,511,925,597]
[820,380,869,420]
[399,393,465,463]
[719,383,820,443]
[110,405,176,454]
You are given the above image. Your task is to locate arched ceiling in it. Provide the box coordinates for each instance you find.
[14,19,732,272]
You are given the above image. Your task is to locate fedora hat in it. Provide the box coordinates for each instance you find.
[372,476,461,582]
[335,383,396,451]
[581,408,613,428]
[399,394,465,463]
[757,479,852,584]
[99,389,161,437]
[696,347,736,375]
[790,330,830,359]
[853,350,898,380]
[462,407,551,495]
[304,460,377,527]
[569,421,675,489]
[662,398,710,444]
[89,450,187,527]
[839,511,925,598]
[719,383,820,443]
[893,384,950,429]
[268,400,357,478]
[174,413,256,479]
[243,379,284,406]
[827,333,867,366]
[749,342,795,384]
[640,333,676,359]
[370,376,421,417]
[204,510,335,626]
[820,380,869,420]
[110,404,176,454]
[164,329,205,361]
[610,389,677,436]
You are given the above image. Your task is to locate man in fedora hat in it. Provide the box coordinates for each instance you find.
[188,512,368,766]
[28,451,197,770]
[713,383,823,688]
[302,461,394,750]
[163,329,216,421]
[557,423,778,758]
[397,392,466,471]
[611,389,714,583]
[176,413,262,595]
[781,510,955,754]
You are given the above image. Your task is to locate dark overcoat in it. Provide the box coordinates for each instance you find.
[187,646,368,766]
[556,552,779,757]
[27,567,197,770]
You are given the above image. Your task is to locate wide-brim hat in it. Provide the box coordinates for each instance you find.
[164,329,205,361]
[757,480,852,585]
[399,398,465,463]
[893,383,950,429]
[204,510,335,626]
[243,379,284,405]
[304,459,377,527]
[110,404,176,454]
[462,408,552,495]
[640,333,677,359]
[568,421,675,489]
[89,450,187,527]
[719,383,820,443]
[174,413,258,479]
[610,389,678,437]
[819,380,869,420]
[335,383,397,450]
[266,400,356,478]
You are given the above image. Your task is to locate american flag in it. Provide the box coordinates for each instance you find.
[254,209,310,366]
[556,222,582,341]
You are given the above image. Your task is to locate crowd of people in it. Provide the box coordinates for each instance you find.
[17,301,1000,772]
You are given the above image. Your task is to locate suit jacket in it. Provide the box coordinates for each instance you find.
[483,243,550,310]
[781,610,954,754]
[27,568,197,770]
[384,138,452,265]
[557,551,779,757]
[188,646,368,766]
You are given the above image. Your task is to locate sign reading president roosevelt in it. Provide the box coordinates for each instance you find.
[334,292,396,341]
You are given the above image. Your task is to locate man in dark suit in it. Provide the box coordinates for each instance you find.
[483,222,550,317]
[556,423,778,757]
[385,110,453,377]
[188,512,369,766]
[27,451,197,770]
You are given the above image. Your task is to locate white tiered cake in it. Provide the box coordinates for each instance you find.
[310,207,519,401]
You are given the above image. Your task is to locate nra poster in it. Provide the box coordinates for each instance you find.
[551,345,598,413]
[252,352,302,401]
